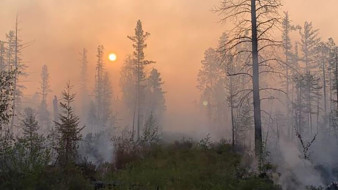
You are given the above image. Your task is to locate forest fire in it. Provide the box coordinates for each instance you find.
[0,0,338,189]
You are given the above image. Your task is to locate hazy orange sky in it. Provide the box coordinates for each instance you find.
[1,0,338,133]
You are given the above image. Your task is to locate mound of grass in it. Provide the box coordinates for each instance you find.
[105,140,280,190]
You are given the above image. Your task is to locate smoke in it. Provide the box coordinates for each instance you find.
[161,103,231,141]
[79,130,114,166]
[270,132,338,190]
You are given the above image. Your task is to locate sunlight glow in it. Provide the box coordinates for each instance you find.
[109,53,117,62]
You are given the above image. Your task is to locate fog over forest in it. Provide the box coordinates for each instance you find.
[1,0,338,190]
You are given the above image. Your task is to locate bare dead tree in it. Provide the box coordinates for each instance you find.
[295,131,317,160]
[216,0,282,164]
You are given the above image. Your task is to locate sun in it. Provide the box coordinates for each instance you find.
[109,53,117,62]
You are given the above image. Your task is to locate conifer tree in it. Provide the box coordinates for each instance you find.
[282,12,298,138]
[293,73,321,135]
[128,20,154,140]
[53,95,59,122]
[0,69,15,176]
[90,45,113,130]
[146,68,166,119]
[7,18,25,132]
[38,65,51,131]
[142,112,159,144]
[328,39,338,131]
[0,41,5,71]
[18,107,49,167]
[95,45,104,126]
[299,22,321,132]
[80,48,89,121]
[197,48,225,127]
[0,70,15,131]
[54,82,84,167]
[120,56,137,113]
[102,72,113,127]
[120,56,138,137]
[300,22,321,72]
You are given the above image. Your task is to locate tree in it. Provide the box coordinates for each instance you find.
[38,65,51,131]
[95,45,104,126]
[197,48,226,129]
[218,32,248,148]
[89,45,114,131]
[21,108,40,152]
[0,69,15,184]
[7,18,26,132]
[281,12,299,138]
[0,107,50,189]
[120,56,138,137]
[0,41,5,71]
[146,68,166,120]
[217,0,282,162]
[128,20,154,140]
[53,95,59,122]
[222,33,254,149]
[80,48,89,121]
[0,70,15,131]
[142,112,159,144]
[326,38,336,128]
[300,22,321,73]
[18,107,49,168]
[293,72,321,135]
[316,42,330,128]
[328,40,338,133]
[299,22,321,132]
[120,56,137,114]
[50,95,59,160]
[101,72,113,128]
[54,82,84,167]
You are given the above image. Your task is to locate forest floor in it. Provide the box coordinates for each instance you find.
[99,139,281,190]
[0,138,282,189]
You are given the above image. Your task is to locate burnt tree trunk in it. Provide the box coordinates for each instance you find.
[251,0,263,162]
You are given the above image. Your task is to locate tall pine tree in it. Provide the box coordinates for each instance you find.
[128,20,154,140]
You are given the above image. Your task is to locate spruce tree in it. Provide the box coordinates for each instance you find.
[90,45,113,131]
[39,65,51,131]
[282,12,298,138]
[142,112,159,144]
[18,107,49,168]
[54,82,84,167]
[197,48,225,127]
[147,68,166,119]
[299,22,321,133]
[0,70,15,130]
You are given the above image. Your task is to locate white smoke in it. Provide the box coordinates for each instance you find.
[270,132,338,190]
[79,130,114,166]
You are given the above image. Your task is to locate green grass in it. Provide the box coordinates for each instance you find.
[105,141,280,190]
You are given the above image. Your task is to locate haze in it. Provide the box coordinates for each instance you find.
[1,0,337,134]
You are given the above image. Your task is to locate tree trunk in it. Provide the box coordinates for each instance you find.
[322,51,327,128]
[10,17,19,132]
[132,105,136,140]
[137,52,141,141]
[336,51,338,113]
[230,76,235,148]
[286,67,291,138]
[251,0,263,162]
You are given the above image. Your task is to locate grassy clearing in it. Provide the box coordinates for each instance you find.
[104,140,280,190]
